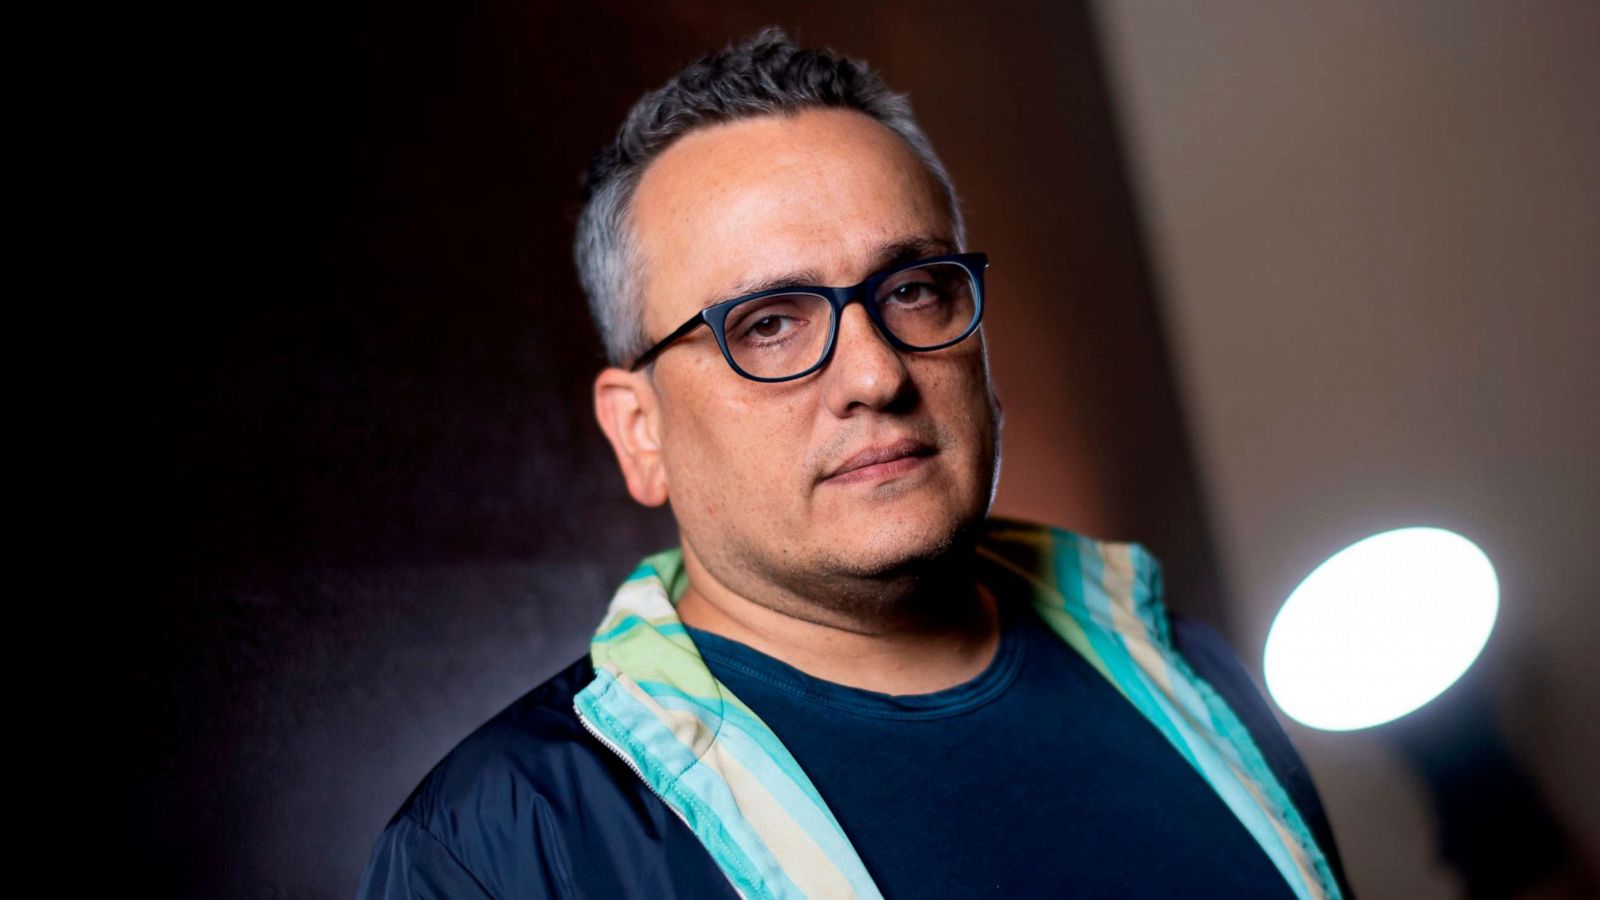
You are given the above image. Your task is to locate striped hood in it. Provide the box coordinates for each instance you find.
[573,519,1342,900]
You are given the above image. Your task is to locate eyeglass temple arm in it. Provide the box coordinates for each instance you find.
[628,313,710,371]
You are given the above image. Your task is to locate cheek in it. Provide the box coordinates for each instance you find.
[924,355,998,464]
[923,349,990,411]
[664,386,814,519]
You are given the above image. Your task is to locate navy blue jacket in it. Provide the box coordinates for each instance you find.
[356,616,1352,899]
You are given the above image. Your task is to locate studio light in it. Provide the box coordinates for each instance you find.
[1264,527,1499,731]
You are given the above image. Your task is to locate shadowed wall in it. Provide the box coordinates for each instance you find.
[1096,1,1599,895]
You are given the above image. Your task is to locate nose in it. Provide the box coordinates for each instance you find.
[821,300,915,417]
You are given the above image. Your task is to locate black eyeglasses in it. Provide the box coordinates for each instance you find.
[628,252,988,382]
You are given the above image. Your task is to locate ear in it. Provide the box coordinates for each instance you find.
[594,367,669,507]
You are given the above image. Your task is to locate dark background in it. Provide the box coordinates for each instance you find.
[109,2,1217,897]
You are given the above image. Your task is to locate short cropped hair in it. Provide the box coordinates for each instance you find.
[573,27,967,366]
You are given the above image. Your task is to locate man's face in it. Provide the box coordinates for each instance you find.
[623,107,999,602]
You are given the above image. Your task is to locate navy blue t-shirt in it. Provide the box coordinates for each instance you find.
[683,598,1298,899]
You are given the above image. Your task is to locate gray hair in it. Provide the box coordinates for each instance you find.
[573,27,967,366]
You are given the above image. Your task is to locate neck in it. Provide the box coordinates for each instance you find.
[674,542,1001,695]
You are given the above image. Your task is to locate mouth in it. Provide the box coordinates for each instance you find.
[821,438,937,486]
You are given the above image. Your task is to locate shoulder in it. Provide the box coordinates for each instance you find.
[360,654,616,899]
[360,653,741,900]
[402,653,601,831]
[1167,614,1308,804]
[1165,615,1309,799]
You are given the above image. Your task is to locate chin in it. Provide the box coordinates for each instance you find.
[823,495,986,581]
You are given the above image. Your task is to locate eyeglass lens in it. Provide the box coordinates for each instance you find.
[721,261,978,379]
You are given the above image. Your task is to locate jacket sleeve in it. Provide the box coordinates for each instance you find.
[356,814,500,900]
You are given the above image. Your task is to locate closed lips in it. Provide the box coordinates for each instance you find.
[823,439,935,481]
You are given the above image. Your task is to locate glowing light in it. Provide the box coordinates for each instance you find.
[1264,527,1498,731]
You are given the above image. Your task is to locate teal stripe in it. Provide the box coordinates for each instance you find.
[1055,539,1202,770]
[1086,616,1201,770]
[710,715,882,899]
[1063,540,1304,888]
[1053,530,1086,608]
[577,672,805,899]
[1132,667,1317,900]
[1072,538,1121,634]
[575,681,768,897]
[1162,654,1233,765]
[646,691,881,899]
[1070,532,1326,899]
[1176,652,1340,898]
[594,614,689,645]
[1129,543,1168,639]
[636,681,823,802]
[672,756,808,898]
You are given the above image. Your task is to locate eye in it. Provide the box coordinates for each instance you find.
[727,294,819,346]
[892,283,930,303]
[747,314,794,339]
[881,278,944,308]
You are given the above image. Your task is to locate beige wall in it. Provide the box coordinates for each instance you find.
[1094,1,1599,895]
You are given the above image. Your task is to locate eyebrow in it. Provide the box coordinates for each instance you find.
[705,235,958,308]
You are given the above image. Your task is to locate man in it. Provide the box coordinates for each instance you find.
[357,29,1351,899]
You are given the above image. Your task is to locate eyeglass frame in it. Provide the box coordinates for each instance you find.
[626,251,989,383]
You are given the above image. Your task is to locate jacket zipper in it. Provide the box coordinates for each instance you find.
[573,702,751,900]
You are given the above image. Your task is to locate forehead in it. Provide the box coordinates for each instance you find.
[629,107,953,330]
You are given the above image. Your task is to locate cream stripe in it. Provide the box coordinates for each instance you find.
[703,740,862,899]
[606,578,675,621]
[617,672,718,757]
[616,671,862,897]
[1098,543,1327,898]
[1102,544,1176,696]
[1225,758,1326,899]
[1260,787,1326,899]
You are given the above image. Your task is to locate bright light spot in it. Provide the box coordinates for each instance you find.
[1264,527,1498,731]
